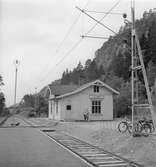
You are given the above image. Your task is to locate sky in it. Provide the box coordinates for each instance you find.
[0,0,155,106]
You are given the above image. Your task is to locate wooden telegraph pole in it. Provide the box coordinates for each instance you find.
[14,59,20,105]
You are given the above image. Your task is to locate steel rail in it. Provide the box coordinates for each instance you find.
[42,131,144,167]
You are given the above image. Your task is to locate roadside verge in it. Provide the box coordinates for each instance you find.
[0,116,10,126]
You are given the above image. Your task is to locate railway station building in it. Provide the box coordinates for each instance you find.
[47,80,119,121]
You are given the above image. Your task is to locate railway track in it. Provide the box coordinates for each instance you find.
[42,130,144,167]
[5,116,144,167]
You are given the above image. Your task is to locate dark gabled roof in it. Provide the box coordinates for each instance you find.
[48,84,78,96]
[50,80,119,100]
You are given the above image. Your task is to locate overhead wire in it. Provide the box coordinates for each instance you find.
[55,0,90,53]
[37,5,87,79]
[36,13,81,83]
[55,39,83,67]
[76,6,117,35]
[37,0,122,89]
[37,0,90,87]
[84,0,121,36]
[55,13,82,53]
[41,38,83,84]
[83,10,123,15]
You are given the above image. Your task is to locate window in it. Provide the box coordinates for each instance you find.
[92,100,101,114]
[66,105,71,110]
[94,85,99,93]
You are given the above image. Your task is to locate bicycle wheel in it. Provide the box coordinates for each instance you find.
[149,121,154,132]
[118,122,128,133]
[141,124,151,134]
[129,122,141,134]
[135,121,142,132]
[128,123,135,134]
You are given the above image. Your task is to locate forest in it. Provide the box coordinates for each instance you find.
[60,10,156,117]
[22,10,156,117]
[0,75,9,116]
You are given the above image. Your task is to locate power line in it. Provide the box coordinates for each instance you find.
[37,0,122,88]
[37,10,82,77]
[39,38,83,85]
[83,10,123,15]
[54,0,90,53]
[55,39,83,67]
[76,6,117,35]
[81,35,109,39]
[55,14,81,53]
[37,1,90,86]
[84,0,121,36]
[52,1,91,55]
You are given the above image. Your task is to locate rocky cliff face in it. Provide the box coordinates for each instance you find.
[94,26,131,72]
[94,10,156,74]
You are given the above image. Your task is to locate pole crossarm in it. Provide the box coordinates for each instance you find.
[81,35,109,39]
[83,10,123,15]
[133,104,150,108]
[132,65,142,71]
[76,6,117,35]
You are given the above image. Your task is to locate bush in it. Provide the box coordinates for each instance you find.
[0,107,10,116]
[16,109,21,114]
[28,109,36,117]
[114,82,131,117]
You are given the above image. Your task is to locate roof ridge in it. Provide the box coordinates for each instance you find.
[49,80,119,100]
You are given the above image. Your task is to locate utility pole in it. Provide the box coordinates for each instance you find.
[130,0,156,134]
[131,0,135,134]
[14,59,20,105]
[77,0,156,134]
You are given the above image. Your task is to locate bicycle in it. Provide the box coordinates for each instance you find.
[118,118,153,134]
[148,120,155,132]
[118,118,133,134]
[136,119,154,133]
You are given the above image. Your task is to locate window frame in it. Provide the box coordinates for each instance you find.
[66,105,71,110]
[93,85,99,93]
[92,100,101,114]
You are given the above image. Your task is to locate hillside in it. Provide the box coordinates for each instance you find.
[39,9,156,117]
[95,10,156,73]
[60,10,156,85]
